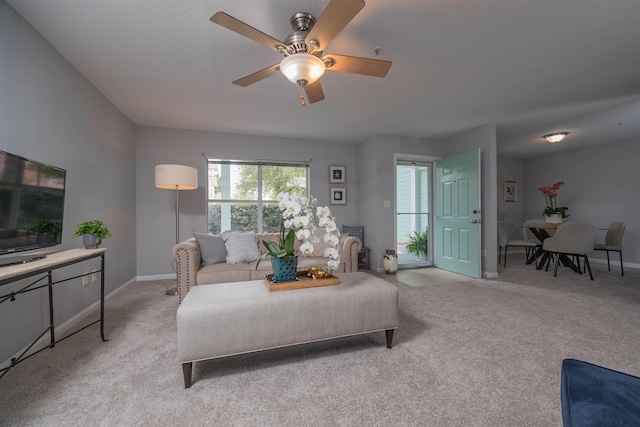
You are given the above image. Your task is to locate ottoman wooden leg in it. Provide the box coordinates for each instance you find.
[182,362,193,388]
[385,329,394,349]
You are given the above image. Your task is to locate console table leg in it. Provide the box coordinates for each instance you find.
[48,272,55,347]
[100,254,108,342]
[385,329,394,349]
[182,362,193,388]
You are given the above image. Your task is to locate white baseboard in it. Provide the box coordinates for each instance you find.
[589,257,639,270]
[137,274,176,281]
[1,277,136,374]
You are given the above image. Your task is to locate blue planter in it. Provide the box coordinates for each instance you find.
[271,256,298,282]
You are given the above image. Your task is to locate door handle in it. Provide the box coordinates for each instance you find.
[471,219,482,224]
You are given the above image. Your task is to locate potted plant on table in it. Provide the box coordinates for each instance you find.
[256,192,341,282]
[537,181,570,227]
[73,220,112,249]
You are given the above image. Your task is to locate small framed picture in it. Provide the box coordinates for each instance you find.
[503,180,517,202]
[330,187,346,205]
[329,166,346,184]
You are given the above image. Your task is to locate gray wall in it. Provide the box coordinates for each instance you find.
[0,1,136,362]
[522,137,640,266]
[356,126,499,276]
[497,156,526,241]
[135,126,359,276]
[356,134,444,270]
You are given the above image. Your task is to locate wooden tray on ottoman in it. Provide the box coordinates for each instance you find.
[264,271,340,292]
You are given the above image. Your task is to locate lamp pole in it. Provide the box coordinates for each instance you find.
[155,164,198,296]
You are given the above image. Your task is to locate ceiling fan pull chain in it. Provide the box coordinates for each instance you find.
[300,92,305,106]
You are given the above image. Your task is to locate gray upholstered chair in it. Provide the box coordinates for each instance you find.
[497,222,539,267]
[542,222,598,280]
[594,222,626,276]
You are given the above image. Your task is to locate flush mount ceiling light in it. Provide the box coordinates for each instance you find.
[280,53,326,87]
[543,132,569,143]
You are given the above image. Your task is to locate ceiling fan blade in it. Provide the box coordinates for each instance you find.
[305,0,365,52]
[211,12,285,53]
[304,81,325,104]
[323,54,392,78]
[232,64,281,87]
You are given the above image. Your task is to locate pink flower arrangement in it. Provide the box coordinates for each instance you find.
[537,181,570,218]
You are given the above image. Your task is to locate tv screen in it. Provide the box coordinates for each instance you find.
[0,150,66,255]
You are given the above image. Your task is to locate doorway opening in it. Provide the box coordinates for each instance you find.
[395,157,433,269]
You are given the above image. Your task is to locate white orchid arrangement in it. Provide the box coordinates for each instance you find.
[258,192,341,271]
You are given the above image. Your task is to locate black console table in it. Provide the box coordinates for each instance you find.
[0,248,107,379]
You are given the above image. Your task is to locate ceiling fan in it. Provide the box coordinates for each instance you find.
[210,0,392,104]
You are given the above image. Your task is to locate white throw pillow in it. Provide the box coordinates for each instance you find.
[221,231,261,264]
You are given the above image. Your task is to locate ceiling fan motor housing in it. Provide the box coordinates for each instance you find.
[283,12,321,55]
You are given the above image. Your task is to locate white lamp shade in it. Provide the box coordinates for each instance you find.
[155,164,198,190]
[280,54,325,86]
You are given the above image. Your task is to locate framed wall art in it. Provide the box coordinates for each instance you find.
[330,187,346,205]
[329,165,346,184]
[503,180,517,202]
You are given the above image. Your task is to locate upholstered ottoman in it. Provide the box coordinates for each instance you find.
[561,358,640,426]
[177,272,399,388]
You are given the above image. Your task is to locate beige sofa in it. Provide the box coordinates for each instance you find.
[172,230,362,303]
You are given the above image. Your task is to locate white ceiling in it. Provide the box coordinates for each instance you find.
[8,0,640,158]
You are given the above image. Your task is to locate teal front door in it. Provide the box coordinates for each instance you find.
[435,149,481,278]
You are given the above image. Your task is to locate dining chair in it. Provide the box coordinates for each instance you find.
[594,221,626,276]
[542,222,598,280]
[497,223,539,267]
[523,218,555,244]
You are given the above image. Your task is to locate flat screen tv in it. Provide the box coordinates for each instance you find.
[0,150,66,256]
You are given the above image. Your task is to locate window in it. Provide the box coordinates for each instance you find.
[207,159,309,234]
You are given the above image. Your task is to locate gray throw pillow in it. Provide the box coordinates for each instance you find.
[194,233,227,266]
[221,231,261,264]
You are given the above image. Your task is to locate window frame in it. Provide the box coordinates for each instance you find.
[207,158,310,233]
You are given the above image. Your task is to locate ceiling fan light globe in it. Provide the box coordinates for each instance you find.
[280,54,325,86]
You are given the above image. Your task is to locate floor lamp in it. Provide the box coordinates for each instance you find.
[155,164,198,296]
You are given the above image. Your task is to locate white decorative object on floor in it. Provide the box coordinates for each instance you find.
[383,250,398,274]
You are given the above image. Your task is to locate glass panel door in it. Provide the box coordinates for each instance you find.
[396,159,432,269]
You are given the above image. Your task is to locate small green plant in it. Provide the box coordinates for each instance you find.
[255,227,296,269]
[28,219,62,237]
[405,229,428,258]
[72,220,112,240]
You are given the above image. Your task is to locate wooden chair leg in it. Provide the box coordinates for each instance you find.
[504,246,508,267]
[606,250,611,271]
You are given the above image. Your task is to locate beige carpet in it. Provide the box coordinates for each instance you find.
[1,258,639,426]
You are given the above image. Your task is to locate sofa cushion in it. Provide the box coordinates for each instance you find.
[221,231,261,264]
[197,262,252,285]
[193,233,227,265]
